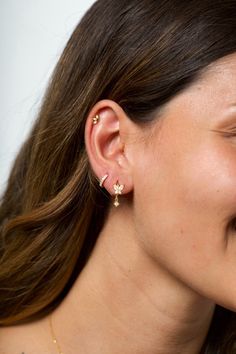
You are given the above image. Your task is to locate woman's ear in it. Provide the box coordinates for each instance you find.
[84,99,136,197]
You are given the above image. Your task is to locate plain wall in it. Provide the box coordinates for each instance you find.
[0,0,96,196]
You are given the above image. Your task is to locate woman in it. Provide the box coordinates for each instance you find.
[1,0,236,353]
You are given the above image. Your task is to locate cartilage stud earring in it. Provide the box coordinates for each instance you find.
[92,114,100,124]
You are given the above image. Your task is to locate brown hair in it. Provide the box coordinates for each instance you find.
[1,0,236,352]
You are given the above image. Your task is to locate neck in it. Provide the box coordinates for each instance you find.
[50,206,215,354]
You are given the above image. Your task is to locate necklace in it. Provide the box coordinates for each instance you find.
[49,314,64,354]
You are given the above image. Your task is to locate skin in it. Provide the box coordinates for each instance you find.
[1,52,236,353]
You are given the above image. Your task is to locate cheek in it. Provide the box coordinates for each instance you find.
[179,141,236,220]
[137,132,236,240]
[133,132,236,303]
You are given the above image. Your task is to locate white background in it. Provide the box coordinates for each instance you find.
[0,0,96,196]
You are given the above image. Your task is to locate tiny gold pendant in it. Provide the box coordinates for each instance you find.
[114,195,119,207]
[113,182,124,195]
[113,181,124,207]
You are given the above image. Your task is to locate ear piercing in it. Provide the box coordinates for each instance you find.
[92,114,100,124]
[113,180,124,207]
[93,115,124,207]
[99,174,108,187]
[99,173,124,207]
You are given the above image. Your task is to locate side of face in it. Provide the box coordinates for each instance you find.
[132,53,236,311]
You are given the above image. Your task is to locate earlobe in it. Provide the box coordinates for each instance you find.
[98,171,124,207]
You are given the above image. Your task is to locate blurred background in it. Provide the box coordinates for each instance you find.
[0,0,96,196]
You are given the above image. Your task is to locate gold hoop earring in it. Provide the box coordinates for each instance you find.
[92,114,100,124]
[99,173,109,187]
[113,180,124,207]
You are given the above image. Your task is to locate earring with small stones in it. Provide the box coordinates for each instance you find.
[92,114,100,124]
[98,175,124,207]
[113,180,124,207]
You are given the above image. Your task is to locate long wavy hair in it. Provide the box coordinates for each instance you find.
[1,0,236,352]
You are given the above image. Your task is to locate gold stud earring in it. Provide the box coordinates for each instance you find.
[113,180,124,207]
[99,173,109,187]
[92,114,100,124]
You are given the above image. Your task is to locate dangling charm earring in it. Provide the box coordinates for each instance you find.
[92,114,100,124]
[113,180,124,207]
[99,173,109,187]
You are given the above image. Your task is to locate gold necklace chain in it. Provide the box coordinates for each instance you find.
[49,314,64,354]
